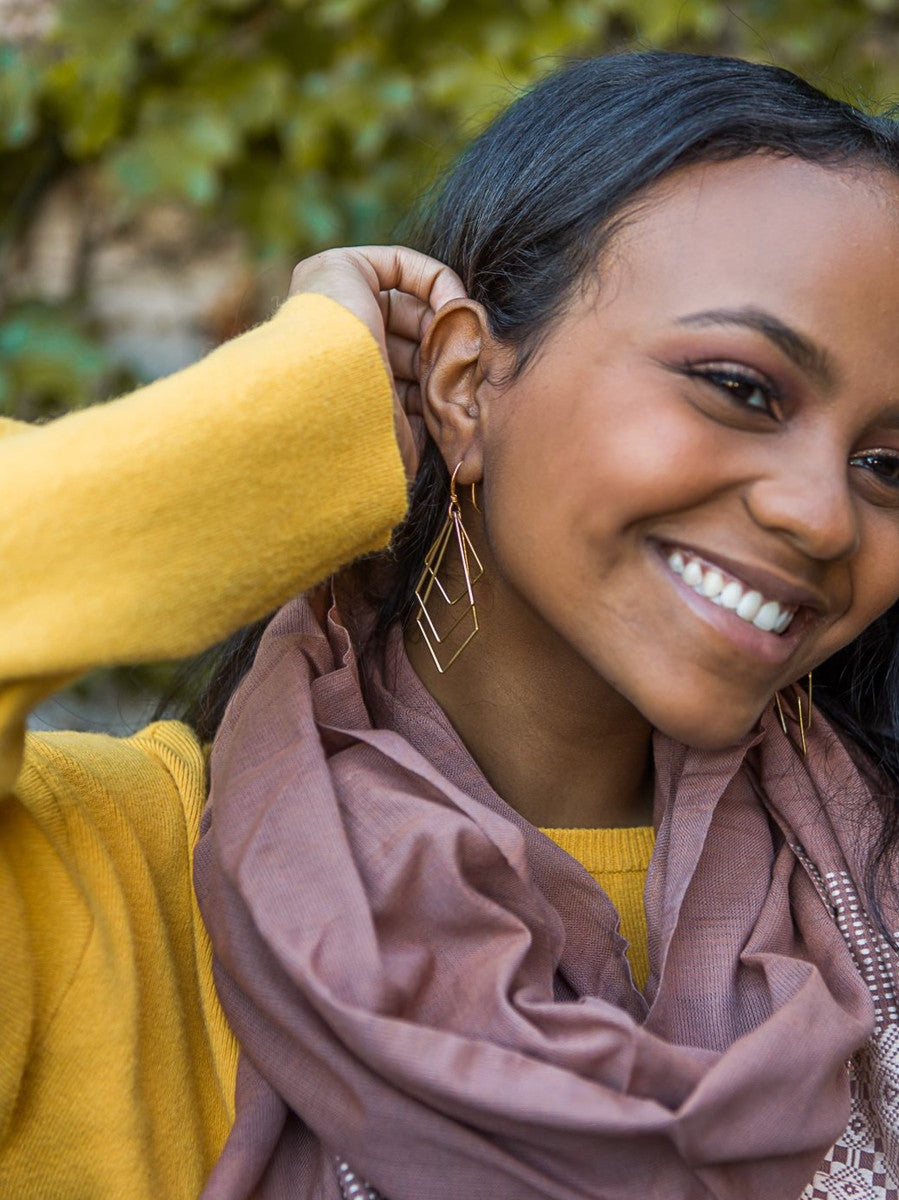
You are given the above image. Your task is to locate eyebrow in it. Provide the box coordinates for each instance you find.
[674,306,837,391]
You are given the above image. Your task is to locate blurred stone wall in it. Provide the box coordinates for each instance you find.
[0,0,56,43]
[4,172,266,389]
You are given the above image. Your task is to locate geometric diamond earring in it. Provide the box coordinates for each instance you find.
[774,672,813,756]
[413,461,484,674]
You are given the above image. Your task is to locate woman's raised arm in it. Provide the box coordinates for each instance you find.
[0,248,463,1199]
[0,246,464,792]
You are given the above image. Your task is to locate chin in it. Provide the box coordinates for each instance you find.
[647,696,767,752]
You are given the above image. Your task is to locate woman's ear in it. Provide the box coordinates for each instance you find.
[419,298,505,484]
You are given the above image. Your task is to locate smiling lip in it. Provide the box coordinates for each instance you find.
[656,541,829,613]
[651,539,827,665]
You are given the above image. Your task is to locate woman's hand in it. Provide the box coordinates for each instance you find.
[289,246,466,478]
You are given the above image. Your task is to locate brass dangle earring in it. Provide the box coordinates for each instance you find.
[414,462,484,673]
[773,672,813,756]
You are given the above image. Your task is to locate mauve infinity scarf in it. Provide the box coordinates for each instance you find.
[195,591,895,1200]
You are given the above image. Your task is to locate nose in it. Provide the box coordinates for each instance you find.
[743,440,860,563]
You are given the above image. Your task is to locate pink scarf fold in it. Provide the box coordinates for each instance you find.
[195,591,893,1200]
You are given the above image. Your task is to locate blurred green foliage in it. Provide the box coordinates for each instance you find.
[0,302,116,416]
[3,0,899,416]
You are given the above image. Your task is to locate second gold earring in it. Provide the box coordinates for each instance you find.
[773,672,813,756]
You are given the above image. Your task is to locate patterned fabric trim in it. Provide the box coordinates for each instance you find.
[335,1157,385,1200]
[793,851,899,1200]
[335,852,899,1200]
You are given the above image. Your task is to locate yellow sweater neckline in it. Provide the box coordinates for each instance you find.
[539,825,655,990]
[539,824,655,873]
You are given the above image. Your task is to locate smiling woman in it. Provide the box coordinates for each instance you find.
[6,49,899,1200]
[187,56,899,1200]
[414,157,899,754]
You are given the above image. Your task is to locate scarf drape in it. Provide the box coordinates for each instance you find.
[195,591,896,1200]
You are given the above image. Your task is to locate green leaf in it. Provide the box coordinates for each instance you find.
[106,100,238,204]
[185,57,290,135]
[0,305,113,418]
[43,39,134,156]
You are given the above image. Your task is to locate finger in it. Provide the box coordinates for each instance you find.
[395,379,423,418]
[352,246,466,311]
[407,411,426,449]
[382,289,430,341]
[393,407,420,480]
[290,250,378,299]
[384,333,420,382]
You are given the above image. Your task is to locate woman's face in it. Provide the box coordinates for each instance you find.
[458,156,899,749]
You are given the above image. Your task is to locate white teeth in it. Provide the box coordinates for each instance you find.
[774,609,793,634]
[752,600,781,632]
[665,548,797,636]
[720,581,743,610]
[683,560,704,588]
[701,569,724,599]
[736,591,763,621]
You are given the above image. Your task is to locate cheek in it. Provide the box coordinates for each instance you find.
[482,373,738,555]
[477,384,714,664]
[851,542,899,627]
[817,525,899,665]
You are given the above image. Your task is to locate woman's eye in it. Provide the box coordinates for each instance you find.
[686,364,782,419]
[850,450,899,488]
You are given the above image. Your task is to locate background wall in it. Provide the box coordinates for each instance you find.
[3,0,899,728]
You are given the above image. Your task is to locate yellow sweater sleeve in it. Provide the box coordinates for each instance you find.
[0,294,407,1198]
[0,293,406,788]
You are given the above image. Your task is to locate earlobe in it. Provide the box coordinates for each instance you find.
[419,298,497,482]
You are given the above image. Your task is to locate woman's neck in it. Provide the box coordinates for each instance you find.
[404,604,655,830]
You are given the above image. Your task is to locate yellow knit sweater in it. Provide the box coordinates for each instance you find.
[0,295,652,1199]
[543,826,654,990]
